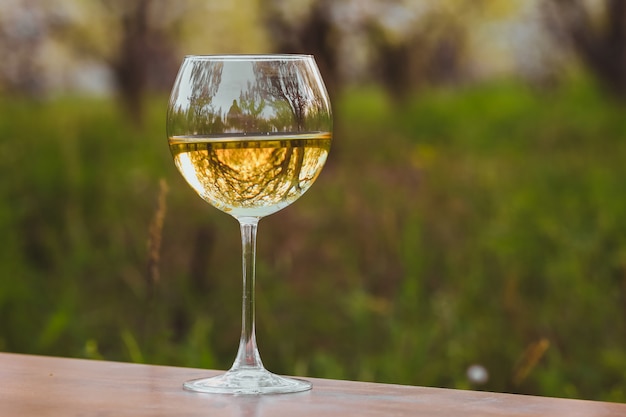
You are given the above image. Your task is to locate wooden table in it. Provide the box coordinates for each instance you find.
[1,353,624,416]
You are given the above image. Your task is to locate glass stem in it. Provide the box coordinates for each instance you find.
[231,216,264,372]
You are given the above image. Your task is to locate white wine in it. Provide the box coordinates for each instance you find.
[169,132,331,217]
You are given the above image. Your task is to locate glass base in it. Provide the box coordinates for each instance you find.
[183,368,312,395]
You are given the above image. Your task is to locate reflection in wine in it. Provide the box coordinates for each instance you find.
[170,132,331,218]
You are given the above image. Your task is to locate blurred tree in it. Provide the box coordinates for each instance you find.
[365,6,468,101]
[64,0,182,125]
[261,0,469,101]
[0,0,66,96]
[111,0,170,125]
[261,0,340,99]
[0,0,186,124]
[363,0,534,101]
[0,0,271,105]
[259,0,521,102]
[544,0,626,98]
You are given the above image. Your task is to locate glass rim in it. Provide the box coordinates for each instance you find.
[182,54,314,61]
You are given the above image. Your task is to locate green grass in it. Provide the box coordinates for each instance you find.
[1,80,625,402]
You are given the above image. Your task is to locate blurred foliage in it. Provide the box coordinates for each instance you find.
[1,77,625,403]
[545,0,626,98]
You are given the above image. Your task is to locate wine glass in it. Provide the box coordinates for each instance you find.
[166,55,332,394]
